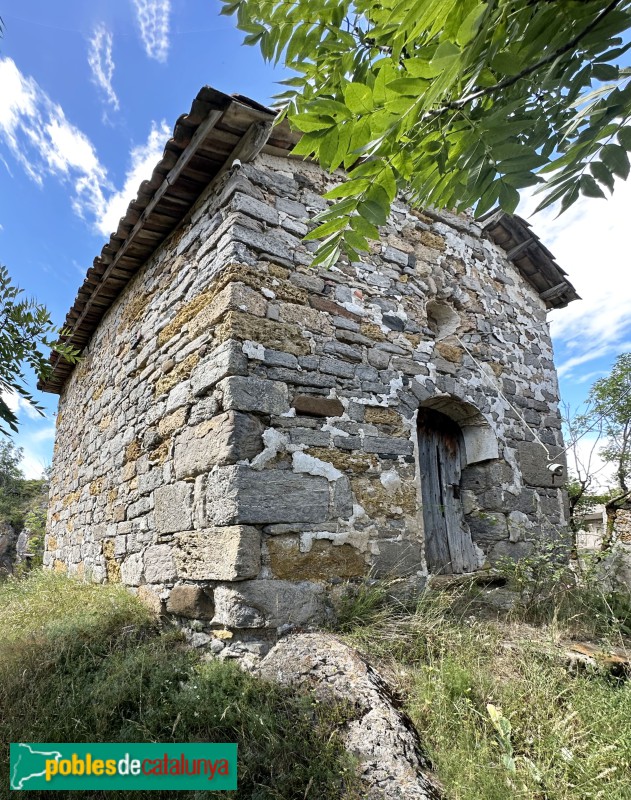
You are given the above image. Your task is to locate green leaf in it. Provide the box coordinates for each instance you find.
[431,41,461,66]
[343,83,374,115]
[290,113,336,133]
[324,179,370,200]
[592,63,619,81]
[490,51,523,76]
[618,127,631,151]
[343,228,369,252]
[579,174,606,199]
[601,143,630,180]
[304,215,349,241]
[456,2,487,46]
[350,215,380,240]
[358,199,388,227]
[590,161,615,192]
[498,182,520,214]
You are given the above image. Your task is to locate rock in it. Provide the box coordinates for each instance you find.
[268,538,367,580]
[219,375,290,415]
[214,580,325,629]
[173,412,264,478]
[372,540,425,577]
[174,526,261,581]
[258,633,442,800]
[517,441,566,488]
[154,482,193,534]
[167,585,215,618]
[120,552,144,585]
[190,341,248,396]
[205,466,331,525]
[144,544,177,583]
[292,394,344,418]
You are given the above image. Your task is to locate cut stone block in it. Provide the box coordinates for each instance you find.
[154,482,193,534]
[292,395,344,418]
[174,526,261,581]
[190,341,247,397]
[213,580,325,628]
[173,411,264,478]
[205,466,330,525]
[518,441,566,488]
[144,544,176,583]
[269,537,367,580]
[219,376,289,415]
[166,585,215,619]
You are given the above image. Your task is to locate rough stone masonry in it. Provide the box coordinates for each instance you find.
[43,88,575,656]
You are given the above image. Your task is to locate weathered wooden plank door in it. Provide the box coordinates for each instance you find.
[417,408,478,574]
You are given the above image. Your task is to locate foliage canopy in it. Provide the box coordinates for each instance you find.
[224,0,631,266]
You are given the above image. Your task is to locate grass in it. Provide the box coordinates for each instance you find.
[0,571,361,800]
[332,579,631,800]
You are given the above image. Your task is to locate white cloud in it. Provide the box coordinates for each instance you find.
[519,177,631,381]
[96,119,170,236]
[566,432,616,492]
[132,0,171,63]
[0,58,170,238]
[0,57,111,222]
[1,390,42,422]
[88,24,119,111]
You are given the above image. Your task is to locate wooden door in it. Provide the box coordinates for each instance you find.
[417,408,478,574]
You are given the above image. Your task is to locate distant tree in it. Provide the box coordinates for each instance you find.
[0,265,79,436]
[590,352,631,498]
[225,0,631,266]
[564,353,631,552]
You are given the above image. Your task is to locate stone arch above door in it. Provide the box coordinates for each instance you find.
[419,395,499,465]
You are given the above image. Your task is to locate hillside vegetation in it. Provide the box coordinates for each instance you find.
[1,569,630,799]
[0,571,360,800]
[337,575,631,800]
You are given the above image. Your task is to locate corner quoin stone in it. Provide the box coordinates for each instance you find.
[154,482,193,534]
[213,580,325,628]
[204,466,331,525]
[174,526,261,581]
[218,375,289,415]
[173,411,264,478]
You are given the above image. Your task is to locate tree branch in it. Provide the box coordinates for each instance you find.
[432,0,623,118]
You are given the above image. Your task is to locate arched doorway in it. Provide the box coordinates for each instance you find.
[417,408,479,574]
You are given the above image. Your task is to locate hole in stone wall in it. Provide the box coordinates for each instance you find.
[426,301,460,341]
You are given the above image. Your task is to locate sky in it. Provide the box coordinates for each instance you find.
[0,1,629,486]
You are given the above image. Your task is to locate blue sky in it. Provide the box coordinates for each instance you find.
[0,0,629,483]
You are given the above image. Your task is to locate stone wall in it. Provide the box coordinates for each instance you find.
[46,152,568,654]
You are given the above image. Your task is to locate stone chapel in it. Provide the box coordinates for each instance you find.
[41,86,578,650]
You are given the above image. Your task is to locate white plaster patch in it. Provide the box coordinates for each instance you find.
[280,407,296,418]
[250,428,288,470]
[292,451,343,482]
[261,288,276,299]
[321,423,349,437]
[299,529,370,553]
[389,376,404,397]
[380,469,402,494]
[242,340,265,360]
